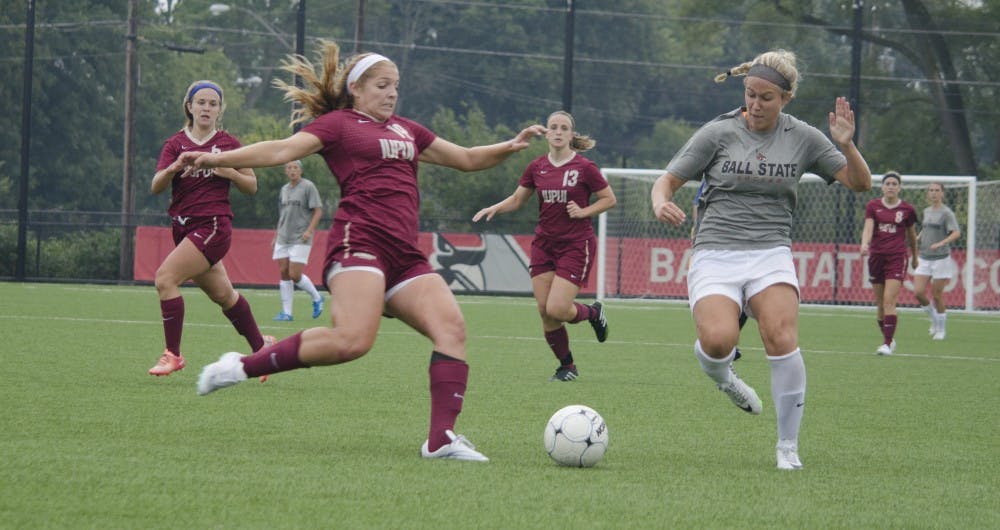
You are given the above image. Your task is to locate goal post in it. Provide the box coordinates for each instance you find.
[596,169,996,311]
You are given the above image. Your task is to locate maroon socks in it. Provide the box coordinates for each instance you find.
[427,352,468,452]
[881,315,897,346]
[223,293,265,351]
[160,296,184,355]
[569,302,592,323]
[240,331,307,378]
[544,327,574,367]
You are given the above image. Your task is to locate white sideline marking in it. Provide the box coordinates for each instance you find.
[0,314,994,363]
[3,286,996,361]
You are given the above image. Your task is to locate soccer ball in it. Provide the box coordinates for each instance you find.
[543,404,609,467]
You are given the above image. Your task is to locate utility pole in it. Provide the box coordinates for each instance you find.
[16,0,37,280]
[119,0,138,282]
[849,0,863,144]
[562,0,575,113]
[295,0,306,60]
[354,0,365,53]
[294,0,307,132]
[836,0,864,303]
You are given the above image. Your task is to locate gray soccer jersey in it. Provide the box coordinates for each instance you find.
[919,205,960,260]
[667,108,847,250]
[275,178,323,245]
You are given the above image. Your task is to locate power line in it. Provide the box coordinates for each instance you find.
[0,19,124,30]
[5,27,999,92]
[3,6,999,39]
[387,0,1000,39]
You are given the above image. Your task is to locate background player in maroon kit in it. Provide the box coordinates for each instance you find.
[148,80,272,376]
[860,171,919,355]
[472,111,616,382]
[177,42,546,461]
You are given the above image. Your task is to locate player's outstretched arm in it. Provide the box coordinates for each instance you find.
[178,133,323,173]
[420,125,546,172]
[473,186,534,222]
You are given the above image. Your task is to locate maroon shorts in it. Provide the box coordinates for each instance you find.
[529,236,596,287]
[868,252,907,284]
[322,221,434,293]
[171,215,232,266]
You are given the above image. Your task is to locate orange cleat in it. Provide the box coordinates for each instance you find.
[148,350,186,376]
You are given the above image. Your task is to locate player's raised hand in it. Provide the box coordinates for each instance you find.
[509,124,548,151]
[828,96,856,147]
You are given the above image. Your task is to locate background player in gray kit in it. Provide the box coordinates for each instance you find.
[910,182,961,340]
[473,110,616,383]
[651,50,873,470]
[148,80,273,377]
[272,160,325,322]
[178,41,546,462]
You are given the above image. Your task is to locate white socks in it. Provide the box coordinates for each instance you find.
[695,342,808,454]
[936,312,947,334]
[296,275,322,302]
[922,304,948,334]
[281,275,323,317]
[694,340,736,385]
[769,349,806,443]
[279,280,294,315]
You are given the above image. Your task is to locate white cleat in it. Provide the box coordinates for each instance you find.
[717,369,763,415]
[876,344,893,356]
[933,331,946,341]
[197,352,248,395]
[421,430,489,462]
[776,439,803,470]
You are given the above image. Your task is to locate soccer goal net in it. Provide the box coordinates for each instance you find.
[596,169,1000,311]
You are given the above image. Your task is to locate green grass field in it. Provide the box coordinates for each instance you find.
[1,282,997,529]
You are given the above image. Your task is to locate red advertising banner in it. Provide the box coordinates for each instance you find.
[135,227,999,308]
[607,237,1000,308]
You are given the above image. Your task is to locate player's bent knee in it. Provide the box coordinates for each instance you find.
[441,320,467,347]
[153,267,177,291]
[697,333,738,357]
[427,320,466,352]
[543,302,574,322]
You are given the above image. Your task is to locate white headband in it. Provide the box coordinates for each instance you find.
[346,54,390,94]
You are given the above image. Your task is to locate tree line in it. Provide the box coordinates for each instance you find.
[1,0,997,233]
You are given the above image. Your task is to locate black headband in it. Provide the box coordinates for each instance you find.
[747,64,792,92]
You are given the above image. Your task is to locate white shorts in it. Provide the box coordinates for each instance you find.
[913,256,955,280]
[272,243,313,264]
[687,247,799,316]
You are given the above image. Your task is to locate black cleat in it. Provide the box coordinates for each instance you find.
[588,301,608,343]
[549,365,579,382]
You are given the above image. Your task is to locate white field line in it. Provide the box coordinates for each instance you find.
[4,286,997,360]
[0,313,995,362]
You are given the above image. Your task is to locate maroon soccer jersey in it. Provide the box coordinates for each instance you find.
[156,129,243,218]
[302,109,436,245]
[865,198,917,255]
[518,153,608,241]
